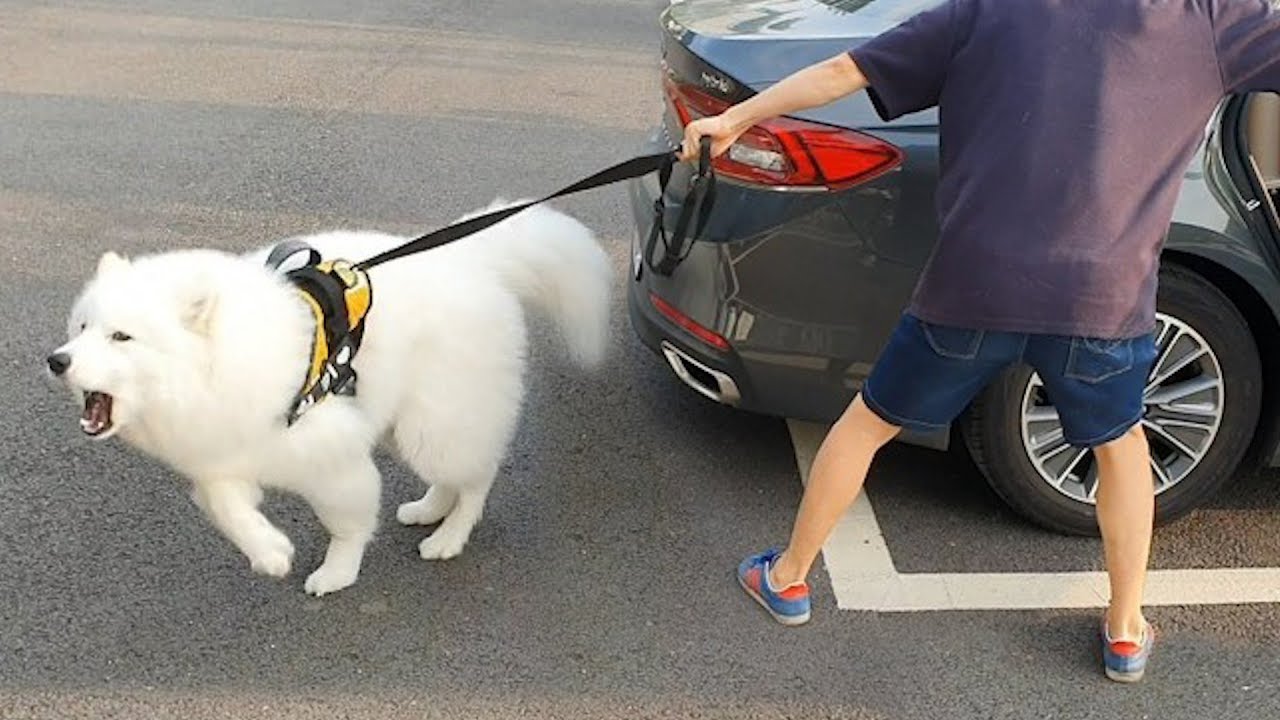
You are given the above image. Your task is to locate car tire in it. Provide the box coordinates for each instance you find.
[960,264,1263,536]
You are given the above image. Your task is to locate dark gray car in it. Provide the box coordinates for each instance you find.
[627,0,1280,535]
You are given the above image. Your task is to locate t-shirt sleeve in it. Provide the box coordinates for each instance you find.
[1212,0,1280,94]
[847,0,960,121]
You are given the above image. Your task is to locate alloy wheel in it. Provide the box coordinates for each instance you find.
[1020,313,1224,503]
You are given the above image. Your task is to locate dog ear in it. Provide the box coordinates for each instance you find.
[182,288,219,336]
[96,252,130,277]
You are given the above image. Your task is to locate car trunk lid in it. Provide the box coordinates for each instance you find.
[662,0,942,129]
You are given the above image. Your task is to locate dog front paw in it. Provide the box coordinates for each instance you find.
[418,530,466,561]
[304,562,359,597]
[247,539,294,578]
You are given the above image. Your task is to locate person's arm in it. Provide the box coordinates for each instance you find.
[676,0,963,164]
[678,53,868,162]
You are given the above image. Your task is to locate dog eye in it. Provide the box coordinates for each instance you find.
[110,331,133,342]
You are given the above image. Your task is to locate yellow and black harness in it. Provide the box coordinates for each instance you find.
[265,240,373,425]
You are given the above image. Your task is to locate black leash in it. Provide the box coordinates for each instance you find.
[351,138,715,275]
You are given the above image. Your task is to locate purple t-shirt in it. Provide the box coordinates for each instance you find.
[850,0,1280,338]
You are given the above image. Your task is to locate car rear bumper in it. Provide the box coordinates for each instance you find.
[627,257,951,451]
[624,129,950,448]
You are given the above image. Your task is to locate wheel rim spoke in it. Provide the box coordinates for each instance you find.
[1142,418,1211,464]
[1054,446,1089,487]
[1144,375,1220,409]
[1083,463,1101,501]
[1150,456,1174,491]
[1025,405,1060,424]
[1145,330,1207,394]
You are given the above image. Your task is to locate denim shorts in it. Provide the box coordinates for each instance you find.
[862,314,1159,448]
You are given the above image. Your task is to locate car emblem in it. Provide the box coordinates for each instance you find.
[701,70,733,95]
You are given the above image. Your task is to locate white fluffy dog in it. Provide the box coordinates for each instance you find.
[48,203,611,596]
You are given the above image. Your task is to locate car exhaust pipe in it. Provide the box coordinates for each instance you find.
[661,341,741,406]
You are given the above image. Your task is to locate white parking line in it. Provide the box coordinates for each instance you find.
[788,420,1280,611]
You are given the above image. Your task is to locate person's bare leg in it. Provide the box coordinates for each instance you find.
[769,395,900,588]
[1093,423,1154,640]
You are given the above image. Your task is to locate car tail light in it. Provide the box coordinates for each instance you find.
[649,292,730,352]
[665,77,903,190]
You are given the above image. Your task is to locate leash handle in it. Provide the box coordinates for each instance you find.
[354,151,678,271]
[265,238,322,271]
[646,135,716,276]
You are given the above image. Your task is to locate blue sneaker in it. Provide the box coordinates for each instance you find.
[737,548,811,626]
[1102,622,1154,683]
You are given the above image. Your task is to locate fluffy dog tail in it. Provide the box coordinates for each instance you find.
[468,200,612,368]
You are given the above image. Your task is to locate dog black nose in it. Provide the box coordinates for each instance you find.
[47,352,71,376]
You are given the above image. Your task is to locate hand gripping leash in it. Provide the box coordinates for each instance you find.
[644,136,717,276]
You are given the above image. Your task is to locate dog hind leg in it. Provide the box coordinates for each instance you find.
[393,412,506,561]
[396,485,458,527]
[388,287,525,561]
[415,476,494,561]
[299,456,381,596]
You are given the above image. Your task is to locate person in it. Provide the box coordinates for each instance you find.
[678,0,1280,683]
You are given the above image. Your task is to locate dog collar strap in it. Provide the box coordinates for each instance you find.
[266,245,373,425]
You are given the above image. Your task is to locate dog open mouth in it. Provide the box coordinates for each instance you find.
[80,391,114,437]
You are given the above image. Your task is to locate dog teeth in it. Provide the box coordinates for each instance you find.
[79,393,111,435]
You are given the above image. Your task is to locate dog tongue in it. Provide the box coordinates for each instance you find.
[80,392,113,435]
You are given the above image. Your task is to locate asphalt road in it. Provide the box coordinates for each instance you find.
[3,2,1280,718]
